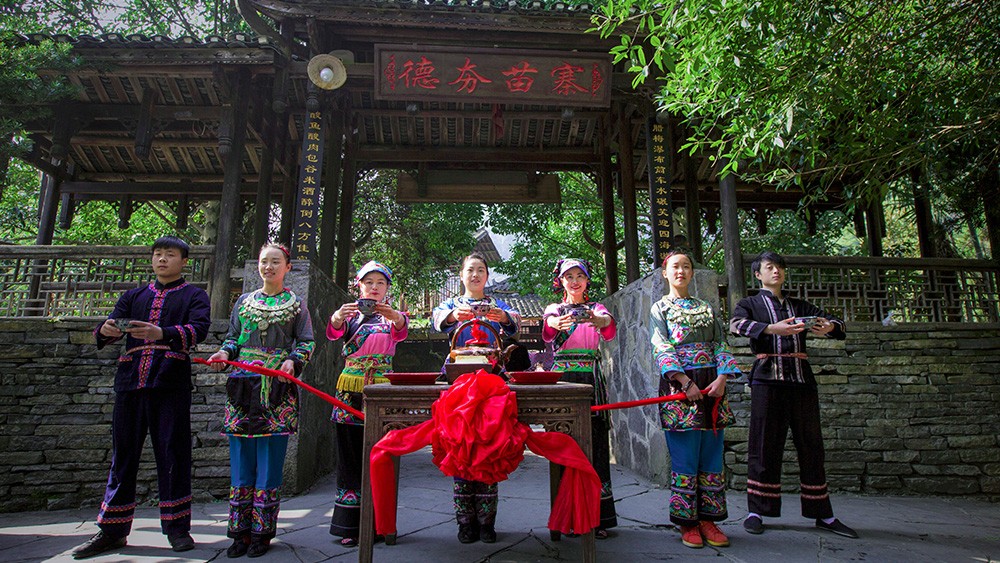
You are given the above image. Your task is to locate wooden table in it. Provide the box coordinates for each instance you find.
[358,381,595,563]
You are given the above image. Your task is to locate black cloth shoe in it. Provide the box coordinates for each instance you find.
[743,515,764,535]
[72,531,127,559]
[246,539,270,558]
[457,523,479,544]
[480,525,497,544]
[168,532,195,552]
[816,518,859,539]
[227,536,250,558]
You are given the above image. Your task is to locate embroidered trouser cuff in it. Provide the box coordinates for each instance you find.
[228,486,254,538]
[251,488,281,541]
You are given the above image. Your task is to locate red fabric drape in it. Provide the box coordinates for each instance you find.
[369,370,600,536]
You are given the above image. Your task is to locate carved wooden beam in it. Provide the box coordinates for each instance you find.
[134,87,160,159]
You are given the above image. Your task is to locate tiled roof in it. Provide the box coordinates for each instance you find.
[489,292,549,318]
[11,32,276,51]
[256,0,597,16]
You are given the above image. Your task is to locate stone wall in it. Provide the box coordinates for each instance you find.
[602,272,1000,499]
[728,323,1000,498]
[0,260,351,513]
[0,317,231,512]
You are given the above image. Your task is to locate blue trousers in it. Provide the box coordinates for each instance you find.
[228,435,289,540]
[664,429,728,527]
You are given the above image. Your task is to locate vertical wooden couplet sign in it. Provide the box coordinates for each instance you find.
[646,118,673,266]
[292,111,325,260]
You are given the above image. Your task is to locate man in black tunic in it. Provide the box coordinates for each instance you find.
[729,251,858,539]
[72,236,211,559]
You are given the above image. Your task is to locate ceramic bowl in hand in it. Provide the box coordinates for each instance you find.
[356,298,377,316]
[113,318,133,331]
[794,316,819,329]
[566,305,593,323]
[468,301,493,317]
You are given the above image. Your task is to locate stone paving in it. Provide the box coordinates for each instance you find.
[2,448,999,563]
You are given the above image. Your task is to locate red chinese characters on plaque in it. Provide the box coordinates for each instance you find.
[375,45,611,107]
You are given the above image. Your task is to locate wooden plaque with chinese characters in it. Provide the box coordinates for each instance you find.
[375,44,611,107]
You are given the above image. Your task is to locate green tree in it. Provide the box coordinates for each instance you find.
[593,0,999,257]
[486,171,652,299]
[350,170,483,302]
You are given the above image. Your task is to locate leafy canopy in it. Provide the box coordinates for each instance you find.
[593,0,1000,198]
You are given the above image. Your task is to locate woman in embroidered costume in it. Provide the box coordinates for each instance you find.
[649,250,741,549]
[326,261,408,548]
[542,258,618,539]
[432,252,521,544]
[207,243,315,558]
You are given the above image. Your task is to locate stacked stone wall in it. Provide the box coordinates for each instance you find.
[0,260,351,513]
[602,271,1000,499]
[0,318,232,512]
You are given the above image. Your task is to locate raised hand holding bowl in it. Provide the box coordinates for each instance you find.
[356,298,377,316]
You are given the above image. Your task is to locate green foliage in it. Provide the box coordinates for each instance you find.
[0,160,201,244]
[349,170,483,302]
[1,0,247,37]
[486,171,654,299]
[0,38,78,140]
[593,0,1000,222]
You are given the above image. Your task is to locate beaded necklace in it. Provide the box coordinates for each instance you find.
[236,288,300,345]
[664,296,714,329]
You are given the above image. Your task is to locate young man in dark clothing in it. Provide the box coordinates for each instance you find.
[729,251,858,539]
[72,236,211,559]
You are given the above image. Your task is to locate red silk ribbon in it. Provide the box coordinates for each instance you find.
[193,357,365,420]
[590,392,688,412]
[591,391,723,430]
[370,371,600,536]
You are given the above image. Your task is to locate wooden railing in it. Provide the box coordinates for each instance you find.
[742,255,1000,323]
[0,245,214,318]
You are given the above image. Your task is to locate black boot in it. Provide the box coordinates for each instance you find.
[477,487,498,544]
[226,534,250,558]
[457,517,479,543]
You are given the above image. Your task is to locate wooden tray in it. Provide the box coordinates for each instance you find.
[385,372,441,385]
[507,371,563,385]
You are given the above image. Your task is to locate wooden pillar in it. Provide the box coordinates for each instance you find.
[252,82,278,251]
[984,163,1000,261]
[912,172,935,258]
[27,116,71,315]
[176,195,189,230]
[334,144,358,289]
[617,109,639,283]
[865,198,884,257]
[600,138,619,294]
[211,67,251,318]
[273,20,294,246]
[318,107,345,275]
[718,157,745,309]
[683,152,703,263]
[278,126,296,245]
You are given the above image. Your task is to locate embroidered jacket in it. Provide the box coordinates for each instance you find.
[729,289,846,386]
[94,278,211,392]
[431,296,521,348]
[541,302,617,350]
[219,289,315,437]
[649,296,741,430]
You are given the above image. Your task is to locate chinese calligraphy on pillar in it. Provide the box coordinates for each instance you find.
[646,118,673,265]
[291,111,325,260]
[375,45,611,107]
